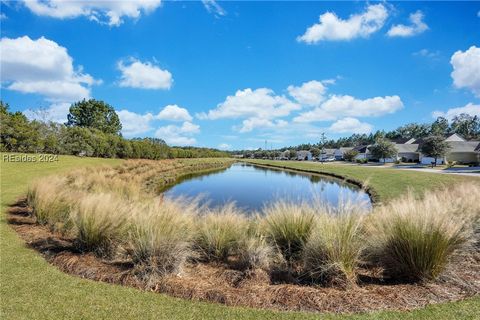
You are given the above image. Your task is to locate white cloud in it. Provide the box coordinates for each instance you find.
[117,110,154,136]
[387,10,428,37]
[202,0,226,17]
[156,104,192,122]
[118,59,172,90]
[238,118,288,133]
[294,95,403,123]
[0,13,7,20]
[297,4,388,44]
[218,143,231,150]
[24,102,71,123]
[155,121,199,146]
[287,80,327,106]
[21,0,162,26]
[329,117,373,134]
[432,103,480,120]
[199,88,300,120]
[450,46,480,97]
[413,49,440,59]
[1,36,98,102]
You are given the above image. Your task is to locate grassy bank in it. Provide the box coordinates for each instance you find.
[1,154,479,319]
[245,160,479,203]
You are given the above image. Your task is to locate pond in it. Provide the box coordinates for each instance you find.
[163,163,372,212]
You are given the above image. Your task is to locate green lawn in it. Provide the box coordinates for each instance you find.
[245,160,479,203]
[1,154,479,319]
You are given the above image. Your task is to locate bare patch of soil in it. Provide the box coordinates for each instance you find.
[8,199,480,314]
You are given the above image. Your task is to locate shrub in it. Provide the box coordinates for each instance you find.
[303,203,366,287]
[194,203,249,262]
[71,193,129,255]
[343,150,358,162]
[366,190,471,281]
[446,160,457,168]
[262,201,316,264]
[128,198,195,278]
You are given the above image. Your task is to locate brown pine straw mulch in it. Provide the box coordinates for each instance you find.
[8,199,480,314]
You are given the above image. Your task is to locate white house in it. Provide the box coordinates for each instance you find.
[334,147,353,160]
[297,150,312,161]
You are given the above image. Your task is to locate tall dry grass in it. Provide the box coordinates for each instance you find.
[261,201,316,265]
[27,176,73,232]
[194,203,250,262]
[71,193,130,255]
[127,198,196,278]
[365,185,477,281]
[303,202,366,286]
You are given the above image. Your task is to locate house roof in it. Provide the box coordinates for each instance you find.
[395,144,420,153]
[445,133,466,142]
[297,150,311,156]
[321,148,336,154]
[353,145,369,153]
[448,141,480,153]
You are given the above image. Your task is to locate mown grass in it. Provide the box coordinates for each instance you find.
[1,153,480,319]
[245,160,478,203]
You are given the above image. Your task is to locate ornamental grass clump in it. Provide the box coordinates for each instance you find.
[27,176,73,232]
[194,203,250,262]
[262,201,316,266]
[128,198,196,278]
[71,192,130,256]
[366,189,471,282]
[303,202,366,287]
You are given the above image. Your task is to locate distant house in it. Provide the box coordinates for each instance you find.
[320,148,336,161]
[334,147,353,160]
[279,150,290,160]
[353,145,370,160]
[394,143,420,163]
[297,150,313,161]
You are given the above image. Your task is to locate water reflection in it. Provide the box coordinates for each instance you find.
[163,162,372,213]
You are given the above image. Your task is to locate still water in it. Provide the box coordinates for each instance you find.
[163,163,372,212]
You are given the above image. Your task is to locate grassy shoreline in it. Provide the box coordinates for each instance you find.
[244,159,479,203]
[2,154,480,319]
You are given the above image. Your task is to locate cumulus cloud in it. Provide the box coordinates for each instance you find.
[297,4,388,44]
[287,80,327,106]
[329,117,373,134]
[117,109,154,136]
[238,118,288,133]
[155,121,200,146]
[118,59,172,90]
[20,0,162,26]
[156,104,192,121]
[218,143,231,150]
[199,88,300,120]
[202,0,226,17]
[450,46,480,97]
[294,95,403,123]
[432,103,480,120]
[387,10,428,37]
[1,36,99,102]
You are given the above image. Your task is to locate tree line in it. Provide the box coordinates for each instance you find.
[0,100,228,159]
[280,114,479,152]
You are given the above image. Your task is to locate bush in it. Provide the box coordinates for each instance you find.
[71,193,129,255]
[194,203,249,262]
[303,204,366,287]
[446,160,457,168]
[262,201,316,265]
[366,190,471,281]
[343,150,358,162]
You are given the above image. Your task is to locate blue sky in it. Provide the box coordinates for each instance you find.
[1,1,479,150]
